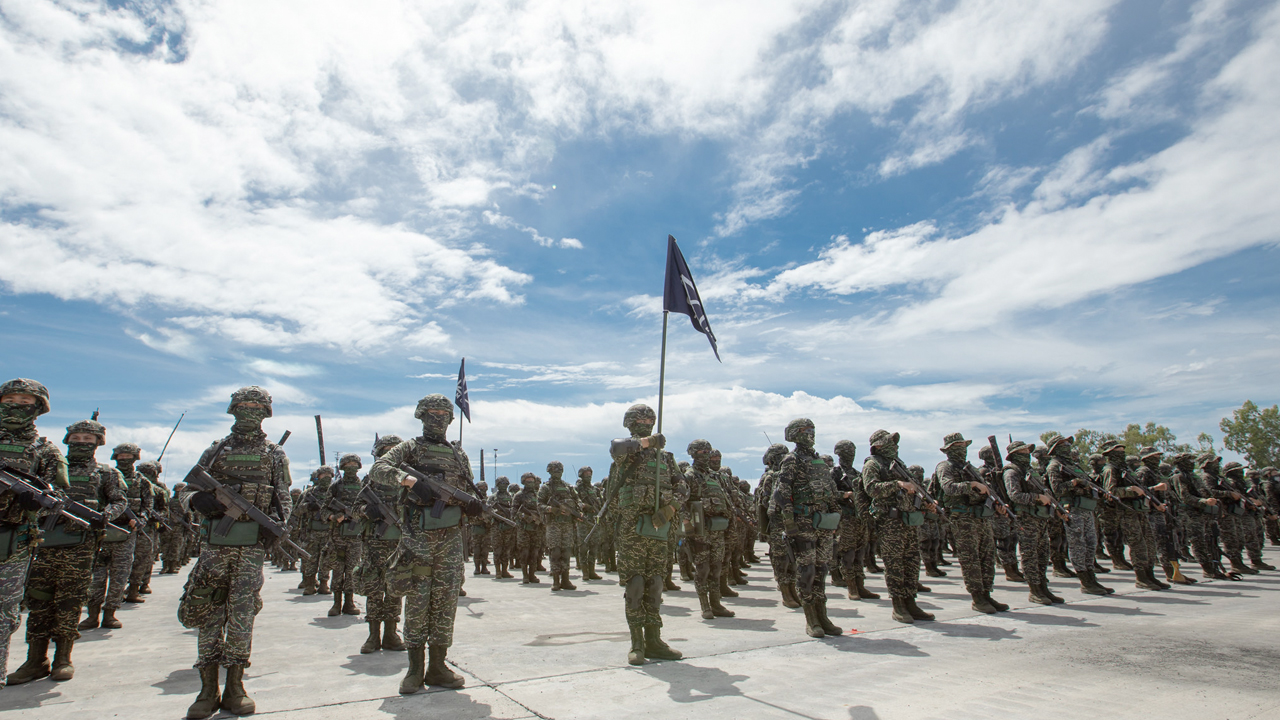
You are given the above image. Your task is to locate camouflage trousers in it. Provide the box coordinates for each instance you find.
[1099,505,1124,560]
[1016,514,1052,585]
[131,528,157,586]
[188,545,265,668]
[25,541,94,643]
[616,505,669,628]
[721,519,742,579]
[1148,512,1175,565]
[89,535,136,611]
[766,524,796,587]
[790,526,835,604]
[1242,514,1265,562]
[0,541,33,681]
[493,526,516,568]
[950,515,995,594]
[302,530,328,578]
[875,516,921,599]
[516,526,540,566]
[834,514,869,586]
[576,520,599,569]
[545,521,575,573]
[398,525,463,649]
[1065,508,1099,573]
[1048,517,1068,565]
[1266,515,1280,544]
[1118,510,1156,568]
[356,536,402,623]
[991,514,1019,567]
[1218,514,1243,557]
[324,533,363,593]
[161,528,187,569]
[1180,512,1216,569]
[469,525,491,562]
[688,530,725,596]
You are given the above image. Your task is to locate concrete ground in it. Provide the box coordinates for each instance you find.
[4,544,1279,719]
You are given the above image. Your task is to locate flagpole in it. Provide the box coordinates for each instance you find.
[655,310,669,523]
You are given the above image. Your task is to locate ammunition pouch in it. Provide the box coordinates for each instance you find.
[339,521,363,538]
[418,504,462,530]
[103,522,131,543]
[1069,496,1098,511]
[1015,503,1053,519]
[635,514,670,540]
[37,521,86,549]
[387,551,434,598]
[178,581,229,629]
[309,519,330,532]
[1227,501,1246,516]
[707,516,731,532]
[204,519,261,546]
[886,508,925,526]
[949,504,995,519]
[811,512,841,531]
[0,524,31,562]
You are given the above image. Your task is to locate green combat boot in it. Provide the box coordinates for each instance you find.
[890,597,913,624]
[186,665,220,719]
[627,624,645,665]
[643,624,682,661]
[382,619,405,651]
[50,638,75,681]
[815,601,842,635]
[971,591,997,614]
[399,647,425,695]
[802,603,824,637]
[360,620,381,654]
[6,638,51,685]
[220,665,255,716]
[424,645,465,688]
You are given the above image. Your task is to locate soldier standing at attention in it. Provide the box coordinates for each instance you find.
[1,380,73,686]
[82,441,146,628]
[138,459,170,586]
[539,461,581,591]
[489,476,517,579]
[369,394,483,695]
[159,469,190,574]
[1099,439,1166,591]
[935,433,1006,614]
[1222,462,1270,572]
[1263,467,1280,545]
[862,430,934,624]
[575,467,604,581]
[297,468,334,595]
[684,440,735,620]
[1043,434,1114,596]
[771,419,842,638]
[758,443,798,608]
[607,404,682,666]
[832,440,877,602]
[1171,452,1223,579]
[353,434,406,654]
[1004,440,1065,604]
[1136,447,1186,584]
[112,443,154,605]
[180,386,293,718]
[513,473,542,584]
[323,453,365,617]
[469,480,493,577]
[979,445,1023,582]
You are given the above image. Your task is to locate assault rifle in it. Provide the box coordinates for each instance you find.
[989,435,1068,519]
[324,497,359,533]
[886,458,941,513]
[357,483,403,539]
[965,464,1010,516]
[398,464,517,528]
[122,506,172,533]
[0,466,124,534]
[546,491,584,521]
[182,465,310,560]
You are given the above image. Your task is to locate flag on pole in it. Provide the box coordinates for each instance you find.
[455,358,471,422]
[662,235,720,361]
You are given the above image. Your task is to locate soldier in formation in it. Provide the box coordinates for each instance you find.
[683,439,735,620]
[323,453,365,617]
[513,473,542,583]
[80,440,147,629]
[863,429,936,624]
[934,433,1005,614]
[297,468,333,595]
[353,434,405,654]
[468,480,493,576]
[575,467,604,580]
[538,461,581,591]
[489,476,517,578]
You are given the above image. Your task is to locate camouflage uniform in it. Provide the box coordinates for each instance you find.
[915,464,946,579]
[1135,447,1180,581]
[538,462,581,590]
[468,481,493,576]
[1003,441,1062,604]
[1172,453,1219,577]
[1222,463,1268,572]
[1234,468,1272,569]
[296,469,333,595]
[575,468,603,581]
[489,477,517,578]
[1197,454,1248,572]
[160,478,190,573]
[1044,434,1113,595]
[832,440,877,601]
[110,444,155,604]
[139,461,173,577]
[1,380,72,685]
[1262,468,1280,545]
[757,444,797,607]
[684,440,735,620]
[717,458,745,589]
[89,443,150,617]
[323,455,366,616]
[179,386,293,719]
[978,447,1021,580]
[935,433,1001,613]
[353,435,406,654]
[370,394,481,694]
[606,404,682,665]
[862,430,934,624]
[1099,440,1165,590]
[513,475,542,583]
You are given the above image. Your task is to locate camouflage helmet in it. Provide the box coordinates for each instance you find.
[414,394,453,422]
[678,460,691,473]
[977,445,994,462]
[310,467,334,482]
[64,419,106,446]
[784,418,815,443]
[339,453,362,469]
[834,439,856,459]
[687,439,713,456]
[227,385,272,417]
[1171,452,1196,467]
[173,482,186,492]
[137,460,162,476]
[0,378,51,415]
[762,443,787,465]
[739,480,750,493]
[546,461,564,475]
[869,429,900,449]
[111,442,142,460]
[1245,468,1259,479]
[940,433,972,452]
[476,481,488,494]
[821,454,834,467]
[373,434,403,455]
[495,475,510,489]
[1097,439,1126,456]
[1222,461,1244,476]
[520,472,538,485]
[1044,433,1073,455]
[908,464,924,480]
[290,488,301,498]
[578,466,593,479]
[622,404,656,432]
[1139,446,1163,462]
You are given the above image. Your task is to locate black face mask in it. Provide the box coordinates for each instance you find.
[230,407,269,435]
[0,403,38,432]
[67,442,98,462]
[116,458,137,474]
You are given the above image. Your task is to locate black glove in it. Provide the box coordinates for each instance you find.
[364,504,383,521]
[463,498,483,517]
[13,487,44,512]
[189,491,225,516]
[649,433,666,450]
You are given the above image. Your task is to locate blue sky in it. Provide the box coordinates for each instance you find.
[2,0,1278,487]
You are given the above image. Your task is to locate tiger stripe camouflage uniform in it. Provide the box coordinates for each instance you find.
[353,435,406,654]
[513,475,542,583]
[88,444,151,619]
[1003,440,1061,604]
[915,464,946,578]
[1,379,71,685]
[1136,447,1178,579]
[1172,453,1220,577]
[1236,468,1273,570]
[935,433,1000,613]
[489,477,517,578]
[1222,463,1266,573]
[538,462,581,591]
[832,440,876,601]
[758,444,797,607]
[139,462,171,578]
[980,447,1021,580]
[1197,453,1249,573]
[296,470,333,594]
[575,468,603,580]
[1100,440,1165,590]
[324,455,366,616]
[468,481,493,576]
[684,440,734,620]
[110,444,154,604]
[161,481,190,573]
[1044,434,1113,595]
[862,429,934,624]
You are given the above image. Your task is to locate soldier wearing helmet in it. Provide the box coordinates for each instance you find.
[1170,452,1222,579]
[1136,446,1191,584]
[350,435,407,654]
[756,442,798,608]
[934,433,1007,615]
[830,440,877,603]
[683,439,736,620]
[605,403,683,666]
[467,479,493,579]
[1097,440,1165,591]
[180,386,293,719]
[538,461,582,591]
[319,453,365,620]
[1262,467,1280,546]
[511,473,543,585]
[296,466,335,596]
[574,467,604,582]
[488,476,517,579]
[369,393,483,695]
[769,419,842,638]
[1225,463,1274,571]
[862,429,938,624]
[1043,433,1114,597]
[98,442,154,606]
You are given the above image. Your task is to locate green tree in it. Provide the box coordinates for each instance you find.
[1220,401,1280,468]
[1119,422,1193,454]
[1197,432,1216,453]
[1069,428,1119,458]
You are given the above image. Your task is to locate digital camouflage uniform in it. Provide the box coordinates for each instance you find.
[159,473,190,573]
[179,386,293,719]
[489,477,517,579]
[468,481,493,576]
[1172,453,1220,577]
[1136,447,1181,581]
[1044,434,1113,595]
[1100,440,1166,590]
[575,468,603,581]
[513,475,542,583]
[915,464,946,579]
[1198,454,1250,573]
[369,394,481,695]
[110,444,155,604]
[717,458,745,590]
[353,435,406,654]
[862,430,934,624]
[758,444,796,607]
[1222,463,1267,573]
[1,379,72,686]
[296,469,333,595]
[684,440,734,620]
[323,455,365,617]
[1002,441,1062,604]
[771,418,842,638]
[89,444,151,618]
[139,461,172,578]
[606,404,682,665]
[1233,468,1273,569]
[832,440,877,601]
[935,433,1001,613]
[1262,468,1280,545]
[538,462,581,590]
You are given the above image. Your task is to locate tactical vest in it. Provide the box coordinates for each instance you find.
[402,439,470,530]
[122,469,146,514]
[541,480,576,524]
[207,438,278,515]
[615,448,674,509]
[692,469,730,517]
[789,453,833,510]
[0,436,47,525]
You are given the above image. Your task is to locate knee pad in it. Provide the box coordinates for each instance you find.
[695,562,711,586]
[841,547,860,567]
[798,564,817,594]
[645,576,664,607]
[624,575,646,613]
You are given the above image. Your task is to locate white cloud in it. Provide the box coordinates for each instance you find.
[243,358,322,378]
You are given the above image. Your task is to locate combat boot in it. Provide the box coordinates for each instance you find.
[643,624,682,660]
[301,574,317,595]
[527,563,541,584]
[480,559,491,575]
[924,558,946,578]
[718,575,738,598]
[1002,563,1025,582]
[560,571,576,591]
[983,592,1009,612]
[778,582,800,609]
[123,582,144,603]
[1249,553,1276,571]
[424,645,465,688]
[699,591,715,619]
[186,665,221,719]
[220,665,255,716]
[141,582,152,594]
[866,556,883,573]
[710,590,735,617]
[550,571,562,591]
[970,591,997,614]
[1111,553,1134,571]
[1078,570,1107,595]
[327,589,343,616]
[1028,583,1054,605]
[382,619,405,651]
[6,638,50,685]
[1052,556,1076,579]
[915,581,932,593]
[1229,555,1258,575]
[802,603,825,637]
[399,647,425,694]
[1149,566,1172,589]
[317,572,332,594]
[78,604,101,631]
[890,596,913,624]
[587,560,602,581]
[1134,567,1163,590]
[852,575,879,600]
[48,638,75,681]
[1090,570,1116,594]
[904,596,935,621]
[497,561,514,579]
[342,591,360,615]
[664,571,681,591]
[1165,562,1196,585]
[101,607,122,629]
[627,624,646,665]
[361,620,381,654]
[1092,560,1111,574]
[1046,582,1066,603]
[732,565,748,585]
[815,601,842,635]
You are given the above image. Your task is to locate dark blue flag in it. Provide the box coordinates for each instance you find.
[455,358,471,422]
[663,235,720,361]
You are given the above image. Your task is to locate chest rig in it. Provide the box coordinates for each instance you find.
[122,469,146,513]
[0,437,43,525]
[402,439,469,530]
[790,452,833,509]
[207,437,277,515]
[692,468,729,516]
[616,447,673,509]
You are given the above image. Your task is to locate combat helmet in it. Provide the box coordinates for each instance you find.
[414,394,453,421]
[784,418,815,442]
[63,419,106,446]
[373,434,403,457]
[227,386,272,417]
[577,466,593,480]
[623,404,656,433]
[0,378,51,415]
[834,439,856,459]
[546,461,564,476]
[1223,461,1244,476]
[339,453,362,470]
[1139,446,1163,462]
[762,443,787,466]
[687,439,713,457]
[868,430,899,451]
[137,460,162,476]
[111,442,142,460]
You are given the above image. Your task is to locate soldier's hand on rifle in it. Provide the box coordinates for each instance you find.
[190,491,225,516]
[400,473,417,488]
[1129,486,1147,497]
[898,481,917,494]
[1204,497,1219,506]
[1153,482,1169,492]
[843,491,854,500]
[970,482,989,495]
[463,497,483,517]
[1037,494,1053,506]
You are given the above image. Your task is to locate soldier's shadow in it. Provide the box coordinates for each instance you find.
[1002,611,1098,628]
[309,615,364,629]
[831,636,928,656]
[704,617,777,632]
[723,595,777,608]
[341,651,406,677]
[915,621,1021,641]
[640,661,750,704]
[152,667,199,695]
[379,687,496,719]
[0,682,64,709]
